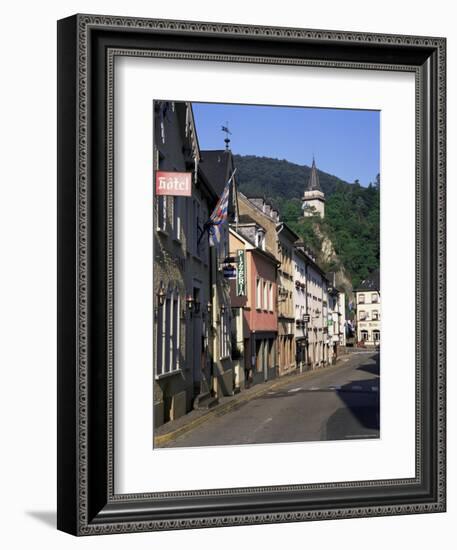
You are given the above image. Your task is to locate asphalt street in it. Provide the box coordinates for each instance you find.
[163,351,380,448]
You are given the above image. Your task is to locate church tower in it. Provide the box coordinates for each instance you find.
[302,157,325,218]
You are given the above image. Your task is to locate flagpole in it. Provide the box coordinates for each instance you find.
[199,168,237,247]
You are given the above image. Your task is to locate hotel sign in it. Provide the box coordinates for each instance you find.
[236,249,246,296]
[155,171,192,196]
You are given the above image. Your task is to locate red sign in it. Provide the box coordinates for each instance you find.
[155,171,192,196]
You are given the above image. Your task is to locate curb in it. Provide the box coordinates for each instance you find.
[154,360,348,447]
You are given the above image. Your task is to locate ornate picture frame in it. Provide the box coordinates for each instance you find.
[57,14,446,535]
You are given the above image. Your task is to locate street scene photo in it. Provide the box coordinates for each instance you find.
[153,101,380,448]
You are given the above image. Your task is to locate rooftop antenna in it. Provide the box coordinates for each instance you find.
[221,122,232,150]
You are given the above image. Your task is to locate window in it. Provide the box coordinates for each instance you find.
[262,339,269,369]
[358,293,365,304]
[157,195,167,232]
[373,330,381,341]
[372,293,379,303]
[220,308,231,359]
[372,310,379,320]
[361,330,369,341]
[255,340,263,372]
[156,287,181,376]
[269,339,275,368]
[269,283,274,311]
[359,310,366,320]
[263,281,268,310]
[188,199,201,256]
[172,196,181,241]
[256,277,261,309]
[194,200,200,256]
[201,207,208,263]
[221,224,228,261]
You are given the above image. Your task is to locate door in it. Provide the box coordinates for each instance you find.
[192,286,204,395]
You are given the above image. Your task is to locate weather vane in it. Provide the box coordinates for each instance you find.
[221,122,232,150]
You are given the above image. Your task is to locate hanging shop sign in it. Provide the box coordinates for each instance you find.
[236,249,246,296]
[223,265,237,280]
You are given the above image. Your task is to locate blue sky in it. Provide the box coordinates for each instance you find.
[192,102,380,187]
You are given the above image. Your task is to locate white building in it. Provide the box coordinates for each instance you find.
[326,272,346,363]
[355,269,381,347]
[338,292,347,347]
[294,244,330,368]
[293,247,308,371]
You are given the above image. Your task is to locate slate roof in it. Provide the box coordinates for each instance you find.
[355,269,380,292]
[238,214,261,226]
[306,157,322,192]
[199,149,232,197]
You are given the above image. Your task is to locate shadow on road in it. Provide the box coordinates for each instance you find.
[355,352,380,377]
[324,354,380,440]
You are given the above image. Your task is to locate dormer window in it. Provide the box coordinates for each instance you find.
[255,229,265,250]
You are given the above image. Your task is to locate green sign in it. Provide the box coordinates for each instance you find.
[236,249,246,296]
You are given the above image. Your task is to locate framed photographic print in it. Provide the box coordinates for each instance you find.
[57,14,446,535]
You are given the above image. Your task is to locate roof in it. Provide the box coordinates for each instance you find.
[237,214,266,231]
[229,226,278,266]
[294,243,328,281]
[199,150,232,196]
[355,269,380,292]
[237,214,258,225]
[306,157,322,192]
[276,222,300,243]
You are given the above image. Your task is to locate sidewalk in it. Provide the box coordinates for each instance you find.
[154,358,350,447]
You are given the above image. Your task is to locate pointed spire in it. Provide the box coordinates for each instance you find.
[306,157,321,192]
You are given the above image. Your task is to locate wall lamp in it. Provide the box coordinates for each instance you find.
[157,283,166,307]
[186,294,195,311]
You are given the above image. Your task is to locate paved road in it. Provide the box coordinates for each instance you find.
[164,351,380,448]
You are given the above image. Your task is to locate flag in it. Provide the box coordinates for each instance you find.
[207,169,236,247]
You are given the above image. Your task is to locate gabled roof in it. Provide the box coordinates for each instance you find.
[355,269,380,292]
[276,221,300,244]
[199,149,232,196]
[238,214,265,229]
[229,226,278,265]
[294,243,328,281]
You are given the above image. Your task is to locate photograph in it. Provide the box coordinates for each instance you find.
[153,100,381,448]
[54,10,446,536]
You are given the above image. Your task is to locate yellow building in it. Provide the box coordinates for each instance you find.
[276,223,299,375]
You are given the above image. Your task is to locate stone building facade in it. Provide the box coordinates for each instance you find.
[153,104,235,427]
[199,150,237,399]
[153,101,216,426]
[302,157,326,218]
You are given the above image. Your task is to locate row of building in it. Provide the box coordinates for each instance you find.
[153,100,374,428]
